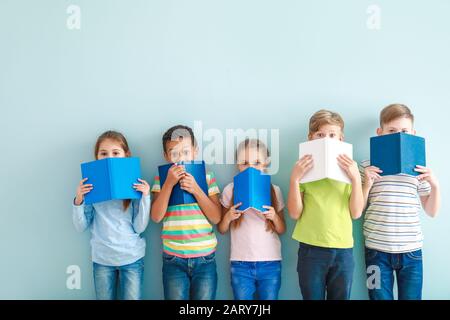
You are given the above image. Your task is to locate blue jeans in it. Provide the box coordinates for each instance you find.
[93,258,144,300]
[162,252,217,300]
[297,243,354,300]
[230,261,281,300]
[365,247,423,300]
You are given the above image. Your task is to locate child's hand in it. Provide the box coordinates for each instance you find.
[180,173,201,195]
[364,166,383,188]
[337,154,361,183]
[166,164,186,188]
[262,205,278,221]
[290,155,313,183]
[133,178,150,196]
[226,203,242,222]
[75,178,93,206]
[415,165,439,187]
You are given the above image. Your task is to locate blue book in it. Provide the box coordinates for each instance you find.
[233,167,271,212]
[158,161,208,206]
[370,132,426,176]
[81,157,142,205]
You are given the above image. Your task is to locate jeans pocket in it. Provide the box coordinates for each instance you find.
[162,253,177,263]
[201,252,216,264]
[365,247,378,261]
[406,250,423,261]
[298,244,310,258]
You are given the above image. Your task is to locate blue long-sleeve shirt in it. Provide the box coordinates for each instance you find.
[72,195,150,266]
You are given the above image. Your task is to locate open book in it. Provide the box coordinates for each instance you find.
[81,157,142,205]
[233,167,271,212]
[370,132,426,176]
[298,138,353,184]
[158,161,209,206]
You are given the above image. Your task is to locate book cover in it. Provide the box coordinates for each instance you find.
[370,132,426,176]
[233,167,271,212]
[158,161,208,206]
[298,138,353,184]
[81,157,142,205]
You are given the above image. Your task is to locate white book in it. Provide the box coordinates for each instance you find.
[298,138,353,184]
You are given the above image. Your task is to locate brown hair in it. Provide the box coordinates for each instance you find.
[308,109,344,136]
[162,125,197,154]
[231,138,282,233]
[94,130,131,211]
[380,104,414,127]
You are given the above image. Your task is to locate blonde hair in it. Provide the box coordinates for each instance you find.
[309,109,344,135]
[380,104,414,127]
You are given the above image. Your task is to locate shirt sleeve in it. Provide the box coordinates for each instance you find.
[299,183,305,193]
[132,195,151,234]
[72,200,95,233]
[418,180,432,197]
[206,171,220,196]
[273,185,285,212]
[359,159,370,185]
[220,183,234,208]
[150,175,161,193]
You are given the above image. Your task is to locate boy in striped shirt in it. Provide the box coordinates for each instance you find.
[361,104,441,300]
[150,125,222,300]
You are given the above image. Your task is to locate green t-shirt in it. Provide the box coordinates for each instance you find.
[292,178,353,248]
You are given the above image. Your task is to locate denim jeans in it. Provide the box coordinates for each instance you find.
[162,252,217,300]
[93,257,144,300]
[230,261,281,300]
[365,247,423,300]
[297,243,354,300]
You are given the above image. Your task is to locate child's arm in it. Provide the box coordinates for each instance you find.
[72,178,94,232]
[131,179,151,234]
[338,155,365,219]
[217,203,242,234]
[287,155,313,220]
[180,173,222,224]
[362,165,383,209]
[150,165,185,223]
[416,165,441,217]
[263,206,286,234]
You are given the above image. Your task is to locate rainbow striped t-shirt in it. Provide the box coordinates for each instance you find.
[151,171,220,258]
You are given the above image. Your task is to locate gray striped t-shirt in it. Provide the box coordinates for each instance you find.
[360,160,431,253]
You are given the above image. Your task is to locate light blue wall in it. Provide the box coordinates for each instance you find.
[1,0,449,299]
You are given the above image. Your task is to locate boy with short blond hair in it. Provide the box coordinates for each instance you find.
[361,104,441,300]
[287,109,364,300]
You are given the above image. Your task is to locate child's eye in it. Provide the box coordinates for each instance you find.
[183,150,190,156]
[330,133,335,138]
[402,129,408,133]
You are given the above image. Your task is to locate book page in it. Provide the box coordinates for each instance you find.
[326,139,353,184]
[299,139,327,183]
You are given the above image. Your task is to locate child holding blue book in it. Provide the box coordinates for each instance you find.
[72,130,150,300]
[287,110,364,300]
[218,138,286,300]
[150,125,222,300]
[361,104,441,300]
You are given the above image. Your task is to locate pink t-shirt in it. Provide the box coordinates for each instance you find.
[220,183,285,262]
